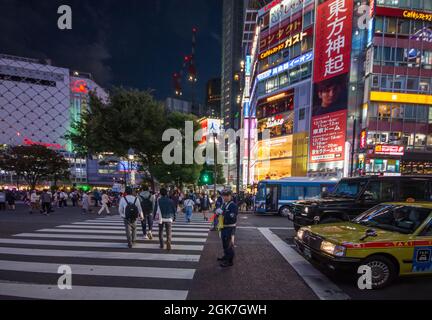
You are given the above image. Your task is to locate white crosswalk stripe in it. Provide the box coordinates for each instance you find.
[0,214,211,300]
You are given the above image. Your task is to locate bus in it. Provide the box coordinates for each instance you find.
[255,178,338,216]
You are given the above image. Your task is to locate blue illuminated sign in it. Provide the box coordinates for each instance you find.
[246,56,252,76]
[243,101,250,118]
[257,51,313,82]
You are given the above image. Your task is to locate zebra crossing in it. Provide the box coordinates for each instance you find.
[0,214,211,300]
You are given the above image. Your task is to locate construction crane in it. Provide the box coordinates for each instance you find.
[173,27,198,96]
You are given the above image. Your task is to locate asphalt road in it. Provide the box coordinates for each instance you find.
[0,205,431,300]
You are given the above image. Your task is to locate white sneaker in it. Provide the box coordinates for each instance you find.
[148,232,153,240]
[143,235,149,240]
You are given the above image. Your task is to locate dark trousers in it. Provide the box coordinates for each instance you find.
[159,222,172,246]
[41,202,52,213]
[124,219,137,245]
[141,214,154,235]
[221,227,235,263]
[0,202,5,210]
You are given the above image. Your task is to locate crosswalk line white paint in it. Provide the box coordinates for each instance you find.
[0,260,195,280]
[0,247,200,262]
[0,238,204,251]
[0,283,188,300]
[37,229,209,237]
[14,233,207,243]
[258,228,350,301]
[75,221,211,227]
[56,225,209,232]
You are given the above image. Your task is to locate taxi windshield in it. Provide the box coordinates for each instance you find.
[353,205,432,234]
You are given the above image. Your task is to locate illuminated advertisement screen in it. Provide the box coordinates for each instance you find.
[269,0,312,28]
[258,112,294,139]
[375,6,432,22]
[310,110,348,163]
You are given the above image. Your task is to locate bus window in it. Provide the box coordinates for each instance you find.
[306,187,321,199]
[256,184,266,201]
[295,186,305,200]
[281,186,294,200]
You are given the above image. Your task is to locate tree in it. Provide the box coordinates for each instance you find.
[0,145,70,190]
[151,112,202,188]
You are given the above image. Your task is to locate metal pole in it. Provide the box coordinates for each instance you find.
[236,136,241,193]
[350,118,357,177]
[213,133,217,197]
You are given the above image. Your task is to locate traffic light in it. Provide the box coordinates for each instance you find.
[199,170,214,186]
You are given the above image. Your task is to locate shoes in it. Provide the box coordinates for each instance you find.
[143,235,149,240]
[160,243,164,249]
[127,242,133,249]
[217,257,225,261]
[220,261,234,268]
[148,232,153,240]
[166,242,172,251]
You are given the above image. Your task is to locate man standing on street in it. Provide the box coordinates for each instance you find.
[216,190,238,268]
[119,187,143,248]
[40,189,52,216]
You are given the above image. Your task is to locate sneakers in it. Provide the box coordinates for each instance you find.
[127,242,133,249]
[143,235,149,240]
[166,242,172,251]
[147,232,153,240]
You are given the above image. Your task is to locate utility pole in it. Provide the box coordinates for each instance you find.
[213,132,217,197]
[350,117,357,177]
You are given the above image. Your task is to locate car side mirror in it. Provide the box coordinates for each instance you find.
[360,229,378,241]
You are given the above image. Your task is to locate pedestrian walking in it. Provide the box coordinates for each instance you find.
[93,189,101,207]
[29,190,38,214]
[154,188,176,251]
[138,186,155,240]
[6,190,16,211]
[71,190,79,207]
[183,195,195,223]
[216,189,238,268]
[200,193,211,221]
[81,192,90,214]
[119,187,143,249]
[40,190,52,216]
[210,191,223,231]
[0,189,6,211]
[98,191,111,215]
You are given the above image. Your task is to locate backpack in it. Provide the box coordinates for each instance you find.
[140,195,153,216]
[124,197,139,222]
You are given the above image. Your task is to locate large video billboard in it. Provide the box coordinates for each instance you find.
[310,0,353,165]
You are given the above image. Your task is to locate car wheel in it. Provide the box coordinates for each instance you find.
[363,255,397,289]
[320,217,343,224]
[279,206,291,217]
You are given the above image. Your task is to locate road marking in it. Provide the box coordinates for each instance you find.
[56,225,209,232]
[75,222,211,227]
[0,239,203,251]
[83,220,211,226]
[0,283,188,300]
[0,260,195,279]
[0,247,200,262]
[37,229,209,237]
[237,227,294,230]
[258,228,350,301]
[14,233,207,243]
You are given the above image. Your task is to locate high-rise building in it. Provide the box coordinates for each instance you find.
[205,78,222,118]
[240,0,432,187]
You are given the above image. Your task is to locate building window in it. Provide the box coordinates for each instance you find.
[299,108,306,121]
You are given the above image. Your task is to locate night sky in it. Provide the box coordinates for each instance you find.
[0,0,222,102]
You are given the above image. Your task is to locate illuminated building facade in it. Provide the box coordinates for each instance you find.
[361,0,432,175]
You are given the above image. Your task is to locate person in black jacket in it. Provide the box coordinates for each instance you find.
[216,189,238,267]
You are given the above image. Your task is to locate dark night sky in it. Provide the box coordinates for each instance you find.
[0,0,222,102]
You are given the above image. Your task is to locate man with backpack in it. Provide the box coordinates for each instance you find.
[118,187,144,248]
[138,186,155,240]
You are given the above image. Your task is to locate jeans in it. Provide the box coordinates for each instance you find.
[159,222,172,246]
[141,214,153,235]
[221,227,235,263]
[123,218,137,245]
[185,207,193,222]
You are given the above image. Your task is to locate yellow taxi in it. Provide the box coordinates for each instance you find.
[295,202,432,289]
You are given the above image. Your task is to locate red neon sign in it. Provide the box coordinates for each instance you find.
[374,145,405,156]
[23,138,65,150]
[71,79,89,94]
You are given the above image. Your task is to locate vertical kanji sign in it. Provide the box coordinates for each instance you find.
[313,0,353,84]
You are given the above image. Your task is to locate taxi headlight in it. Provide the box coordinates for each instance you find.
[297,229,305,240]
[320,241,346,257]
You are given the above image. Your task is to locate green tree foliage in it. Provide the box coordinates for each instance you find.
[0,145,70,190]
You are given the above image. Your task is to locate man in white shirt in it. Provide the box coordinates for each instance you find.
[29,190,38,214]
[98,191,111,216]
[119,187,144,248]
